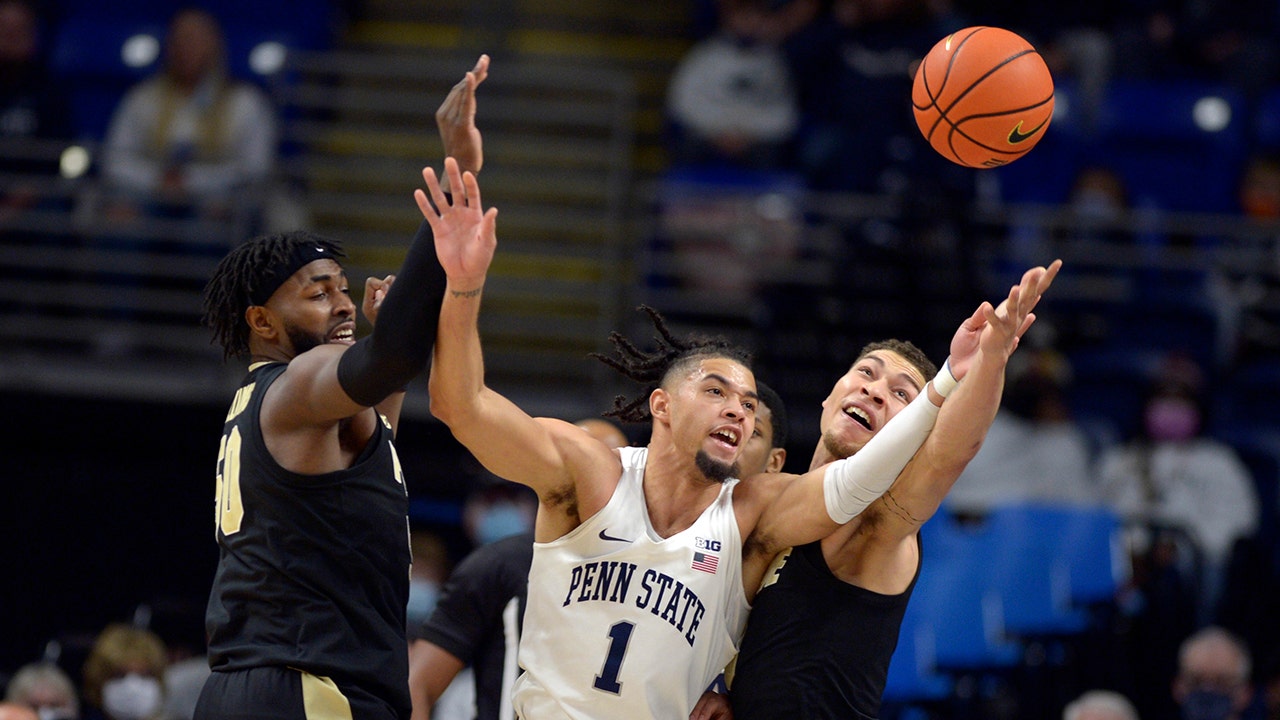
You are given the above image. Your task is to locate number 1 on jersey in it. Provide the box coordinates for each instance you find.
[593,621,634,694]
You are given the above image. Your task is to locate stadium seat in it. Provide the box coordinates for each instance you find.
[49,15,165,139]
[1090,79,1248,213]
[981,505,1092,639]
[882,606,954,706]
[992,81,1088,205]
[914,516,1024,674]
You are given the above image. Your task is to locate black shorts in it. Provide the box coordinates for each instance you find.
[194,666,401,720]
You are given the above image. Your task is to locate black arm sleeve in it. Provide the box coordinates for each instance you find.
[337,218,447,406]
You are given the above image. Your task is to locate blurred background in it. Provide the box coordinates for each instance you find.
[2,0,1279,718]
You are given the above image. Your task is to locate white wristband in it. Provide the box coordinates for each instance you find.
[822,389,941,524]
[931,359,958,399]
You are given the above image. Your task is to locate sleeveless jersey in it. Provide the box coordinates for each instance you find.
[512,446,748,720]
[205,362,412,717]
[729,538,920,720]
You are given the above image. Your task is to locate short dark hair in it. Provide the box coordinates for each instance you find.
[755,380,787,449]
[857,339,937,384]
[592,306,753,423]
[202,231,346,360]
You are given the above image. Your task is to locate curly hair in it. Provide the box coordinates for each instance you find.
[591,306,753,423]
[856,338,938,383]
[202,231,346,360]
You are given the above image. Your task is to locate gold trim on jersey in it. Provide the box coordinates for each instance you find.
[299,671,353,720]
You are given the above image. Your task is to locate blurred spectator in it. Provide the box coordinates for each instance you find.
[956,0,1117,130]
[0,0,72,225]
[81,624,169,720]
[460,481,537,551]
[98,7,277,222]
[783,0,965,193]
[665,0,816,171]
[1172,626,1255,720]
[4,662,80,720]
[407,527,452,629]
[1063,689,1141,720]
[1097,355,1259,616]
[574,418,628,450]
[1238,154,1280,221]
[0,704,38,720]
[946,348,1096,517]
[1110,0,1279,101]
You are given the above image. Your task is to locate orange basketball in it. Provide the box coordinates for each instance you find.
[912,26,1054,169]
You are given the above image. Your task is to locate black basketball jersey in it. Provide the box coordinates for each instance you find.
[731,538,920,720]
[415,532,534,720]
[205,362,412,717]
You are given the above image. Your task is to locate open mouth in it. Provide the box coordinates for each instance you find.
[710,428,740,447]
[329,325,355,343]
[843,406,872,431]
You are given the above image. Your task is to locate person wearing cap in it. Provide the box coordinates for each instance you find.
[191,56,489,720]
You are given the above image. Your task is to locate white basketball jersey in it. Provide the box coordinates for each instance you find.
[512,446,748,720]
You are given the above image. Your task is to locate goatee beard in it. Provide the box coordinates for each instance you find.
[695,450,738,483]
[286,324,325,356]
[822,431,857,462]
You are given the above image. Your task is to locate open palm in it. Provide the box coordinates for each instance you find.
[415,157,497,285]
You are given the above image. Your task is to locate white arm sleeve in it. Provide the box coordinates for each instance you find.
[823,388,942,524]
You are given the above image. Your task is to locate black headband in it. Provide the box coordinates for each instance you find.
[249,243,340,306]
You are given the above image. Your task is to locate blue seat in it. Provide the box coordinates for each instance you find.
[981,505,1092,639]
[914,516,1023,673]
[992,81,1089,205]
[1254,87,1280,150]
[883,604,954,706]
[49,15,165,139]
[1090,79,1248,213]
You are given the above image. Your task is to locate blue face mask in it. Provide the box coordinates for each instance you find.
[406,579,440,626]
[476,504,531,545]
[1181,689,1235,720]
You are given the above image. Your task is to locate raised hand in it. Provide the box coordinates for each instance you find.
[415,157,498,286]
[436,54,488,193]
[362,274,395,326]
[946,259,1062,380]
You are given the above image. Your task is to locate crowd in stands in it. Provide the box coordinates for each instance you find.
[4,1,1280,719]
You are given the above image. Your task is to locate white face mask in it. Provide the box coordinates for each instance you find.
[101,673,162,720]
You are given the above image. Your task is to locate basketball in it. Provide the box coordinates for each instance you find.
[912,26,1055,169]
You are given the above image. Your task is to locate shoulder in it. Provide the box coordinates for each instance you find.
[734,471,800,517]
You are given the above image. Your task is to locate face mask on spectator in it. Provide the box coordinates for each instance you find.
[101,673,162,720]
[476,504,530,545]
[1180,688,1235,720]
[1144,396,1200,443]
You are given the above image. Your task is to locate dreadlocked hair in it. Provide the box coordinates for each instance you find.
[202,231,346,360]
[590,305,753,423]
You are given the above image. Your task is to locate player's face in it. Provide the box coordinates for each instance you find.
[819,350,925,460]
[738,403,782,477]
[666,357,757,483]
[274,259,356,356]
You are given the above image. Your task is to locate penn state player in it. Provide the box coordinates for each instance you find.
[417,156,1058,720]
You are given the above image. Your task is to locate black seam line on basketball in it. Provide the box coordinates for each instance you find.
[948,95,1055,153]
[939,48,1038,120]
[923,27,985,141]
[930,48,1040,145]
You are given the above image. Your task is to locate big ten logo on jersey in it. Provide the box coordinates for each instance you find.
[695,537,722,552]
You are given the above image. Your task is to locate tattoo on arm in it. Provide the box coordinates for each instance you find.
[884,488,924,526]
[451,286,483,298]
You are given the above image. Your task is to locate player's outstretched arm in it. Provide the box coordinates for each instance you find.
[880,259,1061,533]
[742,260,1062,553]
[421,160,620,502]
